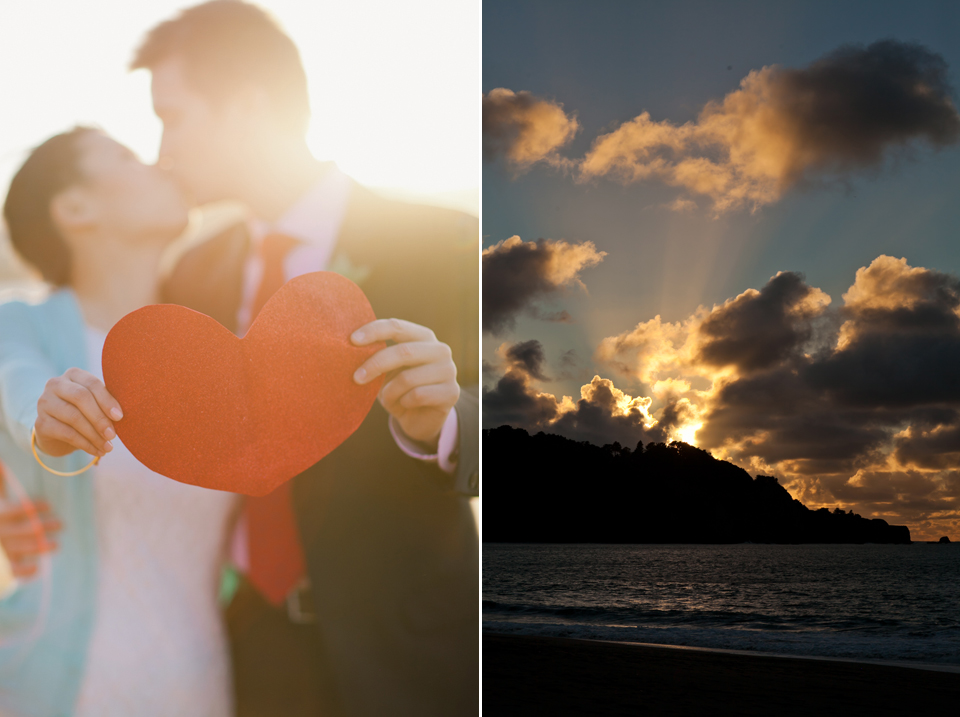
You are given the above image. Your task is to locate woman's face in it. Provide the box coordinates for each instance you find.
[74,131,189,243]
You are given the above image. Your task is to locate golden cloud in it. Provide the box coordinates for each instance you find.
[533,40,959,213]
[482,88,580,170]
[483,338,700,449]
[593,256,960,539]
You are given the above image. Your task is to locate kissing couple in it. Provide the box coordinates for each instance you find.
[0,2,478,716]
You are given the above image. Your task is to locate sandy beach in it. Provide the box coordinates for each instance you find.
[483,633,960,715]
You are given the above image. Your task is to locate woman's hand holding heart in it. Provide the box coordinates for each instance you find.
[351,319,459,450]
[34,368,124,458]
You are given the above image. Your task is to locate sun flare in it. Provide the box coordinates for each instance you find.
[0,0,478,214]
[676,422,703,446]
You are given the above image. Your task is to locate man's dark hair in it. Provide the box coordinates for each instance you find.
[3,127,96,286]
[131,0,310,135]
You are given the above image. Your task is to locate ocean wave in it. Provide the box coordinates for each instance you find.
[481,598,959,635]
[484,544,960,665]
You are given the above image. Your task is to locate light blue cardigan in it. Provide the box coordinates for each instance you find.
[0,290,99,717]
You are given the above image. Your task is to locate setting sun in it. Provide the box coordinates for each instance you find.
[676,422,703,446]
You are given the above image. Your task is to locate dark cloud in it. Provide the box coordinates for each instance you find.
[579,40,960,212]
[773,40,960,175]
[482,368,560,429]
[697,271,830,372]
[482,88,579,170]
[894,418,960,470]
[804,333,960,408]
[701,258,960,471]
[482,236,606,334]
[483,340,561,430]
[503,339,550,381]
[701,369,891,474]
[804,258,960,407]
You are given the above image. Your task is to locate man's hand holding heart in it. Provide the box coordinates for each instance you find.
[351,319,459,452]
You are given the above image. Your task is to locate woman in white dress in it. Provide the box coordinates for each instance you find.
[0,127,237,717]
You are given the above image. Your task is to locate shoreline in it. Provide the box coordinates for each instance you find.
[590,637,960,674]
[482,618,960,670]
[483,633,960,715]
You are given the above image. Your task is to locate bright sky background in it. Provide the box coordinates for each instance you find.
[0,0,478,214]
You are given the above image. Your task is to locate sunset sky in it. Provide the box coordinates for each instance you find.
[483,0,960,540]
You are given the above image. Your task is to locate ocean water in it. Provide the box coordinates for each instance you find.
[483,543,960,665]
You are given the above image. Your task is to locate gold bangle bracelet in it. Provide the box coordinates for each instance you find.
[30,427,100,476]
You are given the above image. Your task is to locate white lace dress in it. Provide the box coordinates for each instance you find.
[73,326,237,717]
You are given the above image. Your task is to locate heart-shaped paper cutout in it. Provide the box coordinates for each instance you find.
[102,271,383,496]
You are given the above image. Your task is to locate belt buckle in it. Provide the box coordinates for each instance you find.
[285,577,316,624]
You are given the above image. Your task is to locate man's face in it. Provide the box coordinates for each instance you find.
[75,131,188,241]
[151,57,242,205]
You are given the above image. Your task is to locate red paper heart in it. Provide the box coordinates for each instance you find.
[102,272,383,496]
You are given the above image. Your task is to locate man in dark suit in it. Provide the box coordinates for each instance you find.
[131,2,478,715]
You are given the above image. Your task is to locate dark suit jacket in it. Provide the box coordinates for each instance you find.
[161,182,479,716]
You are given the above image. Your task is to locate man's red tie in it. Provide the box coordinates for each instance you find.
[245,233,308,606]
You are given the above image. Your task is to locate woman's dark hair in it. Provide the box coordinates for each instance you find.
[3,127,95,286]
